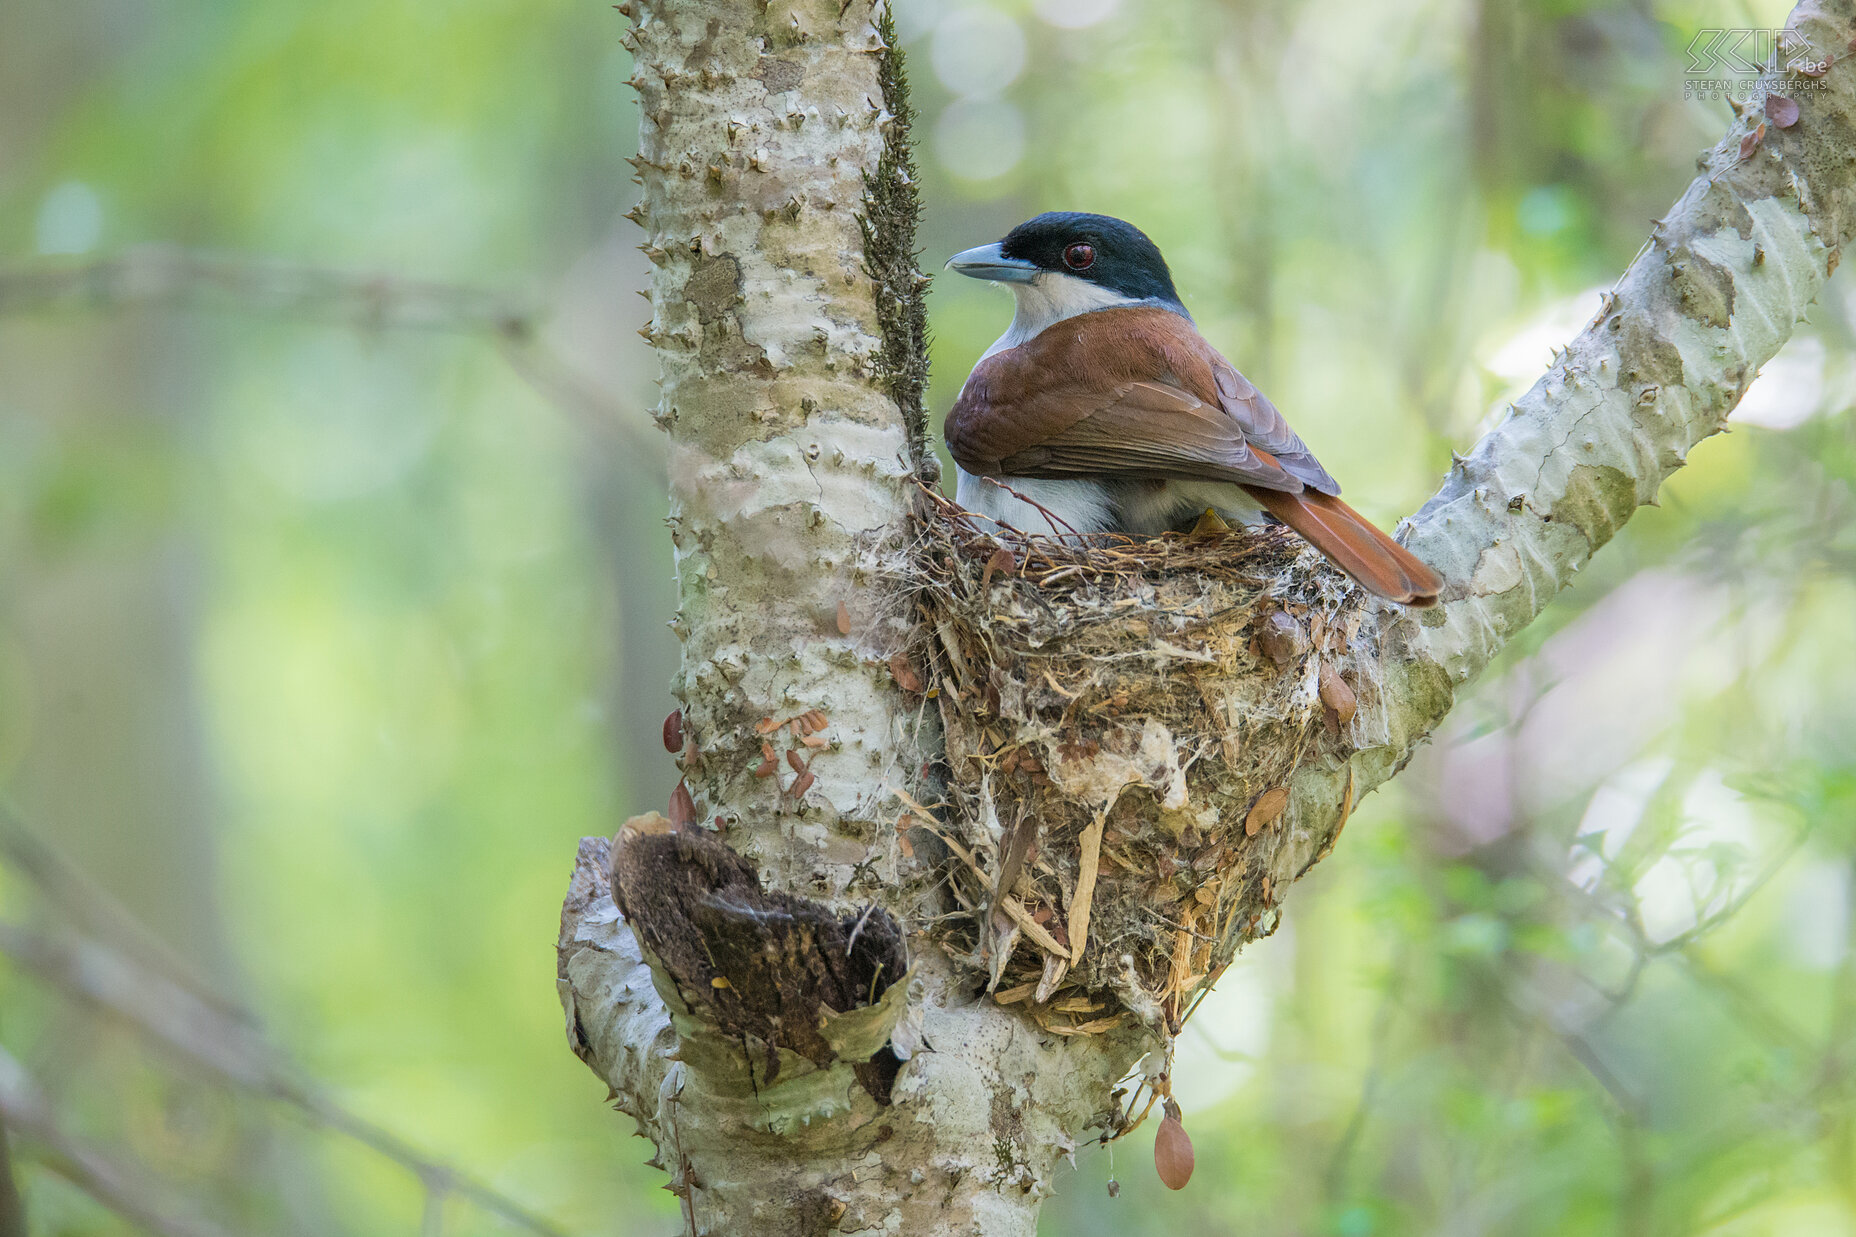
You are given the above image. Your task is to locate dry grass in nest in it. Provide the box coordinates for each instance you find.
[906,488,1384,1038]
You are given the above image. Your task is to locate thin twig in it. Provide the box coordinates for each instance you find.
[0,244,529,331]
[0,811,569,1237]
[0,244,664,468]
[0,1045,235,1237]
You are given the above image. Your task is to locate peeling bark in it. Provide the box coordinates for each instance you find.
[559,1,1856,1232]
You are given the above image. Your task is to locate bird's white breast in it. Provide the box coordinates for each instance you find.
[979,271,1143,359]
[953,468,1117,538]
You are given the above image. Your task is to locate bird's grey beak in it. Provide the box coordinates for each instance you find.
[946,243,1039,284]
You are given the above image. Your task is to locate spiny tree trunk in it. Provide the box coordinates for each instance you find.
[558,2,1856,1233]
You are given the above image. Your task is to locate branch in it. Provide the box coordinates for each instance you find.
[0,1045,233,1237]
[0,812,568,1237]
[0,244,531,332]
[0,244,663,467]
[1288,0,1856,847]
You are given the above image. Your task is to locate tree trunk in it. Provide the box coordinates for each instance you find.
[558,1,1856,1233]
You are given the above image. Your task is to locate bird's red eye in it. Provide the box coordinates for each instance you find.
[1063,242,1096,271]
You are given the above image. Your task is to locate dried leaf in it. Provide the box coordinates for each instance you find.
[669,780,696,828]
[790,770,815,798]
[1069,817,1105,963]
[1245,786,1290,836]
[1154,1101,1194,1190]
[754,716,781,734]
[753,758,778,778]
[662,708,684,754]
[981,547,1015,591]
[1318,662,1358,725]
[836,599,852,635]
[1072,1015,1124,1034]
[786,749,807,773]
[801,733,829,749]
[1767,92,1800,128]
[888,652,923,693]
[1740,120,1768,160]
[1034,950,1068,1003]
[1256,611,1306,666]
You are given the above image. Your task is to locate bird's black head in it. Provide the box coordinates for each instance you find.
[997,212,1181,306]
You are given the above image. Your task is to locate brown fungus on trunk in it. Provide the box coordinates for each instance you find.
[608,822,909,1103]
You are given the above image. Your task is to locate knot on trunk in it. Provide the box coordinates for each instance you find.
[609,817,911,1103]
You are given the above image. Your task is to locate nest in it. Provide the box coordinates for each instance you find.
[908,490,1386,1038]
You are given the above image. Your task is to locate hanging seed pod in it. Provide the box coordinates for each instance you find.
[1317,662,1357,725]
[1256,611,1306,666]
[662,708,684,754]
[668,780,696,829]
[1244,786,1290,837]
[1154,1099,1194,1190]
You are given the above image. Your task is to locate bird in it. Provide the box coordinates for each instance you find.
[942,212,1443,606]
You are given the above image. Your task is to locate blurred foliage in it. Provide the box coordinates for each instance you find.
[2,0,1854,1234]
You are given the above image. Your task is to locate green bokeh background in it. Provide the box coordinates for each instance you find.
[4,0,1855,1234]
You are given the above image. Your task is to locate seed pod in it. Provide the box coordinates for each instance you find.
[888,652,923,694]
[981,547,1015,590]
[1245,786,1290,836]
[1256,611,1306,666]
[668,780,696,829]
[1154,1099,1194,1190]
[662,708,684,754]
[1317,663,1357,725]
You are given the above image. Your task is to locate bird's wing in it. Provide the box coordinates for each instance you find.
[1206,357,1338,495]
[946,304,1336,495]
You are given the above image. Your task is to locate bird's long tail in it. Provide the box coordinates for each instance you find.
[1244,487,1443,606]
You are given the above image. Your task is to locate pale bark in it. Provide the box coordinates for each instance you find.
[558,1,1856,1233]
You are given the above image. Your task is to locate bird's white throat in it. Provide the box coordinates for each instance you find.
[980,272,1141,358]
